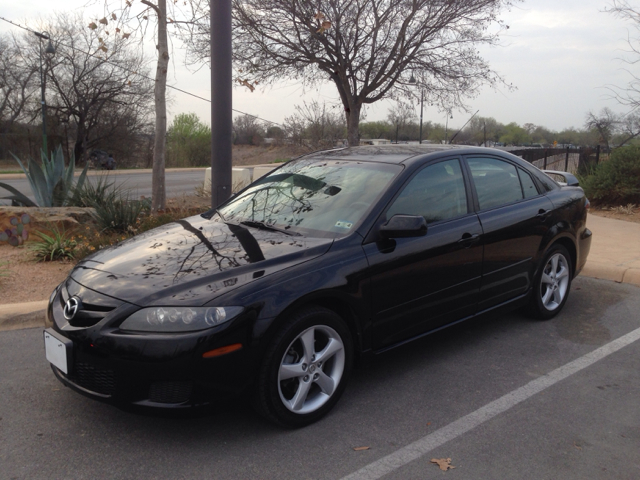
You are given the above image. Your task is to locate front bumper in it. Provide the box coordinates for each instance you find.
[46,279,257,408]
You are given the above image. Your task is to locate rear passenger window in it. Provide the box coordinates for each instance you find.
[518,168,539,198]
[467,157,523,210]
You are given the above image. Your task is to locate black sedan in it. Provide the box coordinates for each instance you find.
[44,145,592,427]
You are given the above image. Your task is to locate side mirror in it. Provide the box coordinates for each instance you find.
[542,170,580,187]
[379,214,427,239]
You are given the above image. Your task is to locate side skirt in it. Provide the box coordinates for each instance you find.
[371,290,531,355]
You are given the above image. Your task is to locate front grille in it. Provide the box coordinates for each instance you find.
[67,361,116,396]
[149,381,193,404]
[59,279,122,328]
[68,304,116,327]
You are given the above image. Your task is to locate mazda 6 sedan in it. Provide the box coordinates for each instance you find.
[44,145,592,427]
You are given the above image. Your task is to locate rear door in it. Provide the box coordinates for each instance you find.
[464,155,554,311]
[364,158,484,349]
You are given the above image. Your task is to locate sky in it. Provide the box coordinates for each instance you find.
[0,0,634,132]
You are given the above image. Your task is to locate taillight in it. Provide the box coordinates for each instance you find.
[585,198,590,210]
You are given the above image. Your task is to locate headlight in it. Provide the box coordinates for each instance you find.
[119,306,244,333]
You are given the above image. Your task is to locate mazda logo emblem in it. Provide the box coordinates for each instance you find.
[64,297,81,320]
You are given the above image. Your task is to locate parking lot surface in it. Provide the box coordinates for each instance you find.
[1,276,639,479]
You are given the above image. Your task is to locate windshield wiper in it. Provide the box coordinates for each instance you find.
[240,220,302,236]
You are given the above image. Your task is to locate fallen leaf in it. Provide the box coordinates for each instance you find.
[431,458,455,471]
[353,446,370,451]
[427,422,431,426]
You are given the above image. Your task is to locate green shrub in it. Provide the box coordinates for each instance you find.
[92,195,150,233]
[30,226,77,262]
[581,146,640,205]
[68,176,123,208]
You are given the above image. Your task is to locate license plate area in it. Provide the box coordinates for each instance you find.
[44,328,72,374]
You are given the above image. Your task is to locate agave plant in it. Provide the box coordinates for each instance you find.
[1,146,89,207]
[0,182,37,207]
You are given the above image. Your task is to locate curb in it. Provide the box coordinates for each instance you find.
[581,263,640,287]
[1,265,638,333]
[0,167,207,181]
[0,300,48,332]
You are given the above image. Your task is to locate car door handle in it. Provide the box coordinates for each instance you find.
[458,233,480,247]
[536,209,551,219]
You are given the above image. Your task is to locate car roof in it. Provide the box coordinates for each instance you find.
[301,144,520,166]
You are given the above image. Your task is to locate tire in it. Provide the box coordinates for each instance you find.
[528,244,573,319]
[254,306,353,428]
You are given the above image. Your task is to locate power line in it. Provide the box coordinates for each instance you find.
[0,15,285,128]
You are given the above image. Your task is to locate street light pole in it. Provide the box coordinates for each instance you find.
[34,31,55,156]
[419,89,424,144]
[445,116,448,144]
[408,72,424,144]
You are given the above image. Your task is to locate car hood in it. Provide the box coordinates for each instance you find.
[71,214,333,306]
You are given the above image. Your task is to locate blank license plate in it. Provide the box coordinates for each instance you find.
[44,329,72,374]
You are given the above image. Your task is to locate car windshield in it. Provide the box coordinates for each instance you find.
[217,158,401,238]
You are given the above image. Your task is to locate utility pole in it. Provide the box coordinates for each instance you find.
[210,0,233,208]
[484,121,487,147]
[419,89,424,144]
[34,31,55,156]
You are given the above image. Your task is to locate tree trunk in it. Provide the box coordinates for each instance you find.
[151,0,169,212]
[346,103,362,147]
[74,119,86,163]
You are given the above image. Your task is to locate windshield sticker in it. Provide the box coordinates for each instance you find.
[335,220,353,229]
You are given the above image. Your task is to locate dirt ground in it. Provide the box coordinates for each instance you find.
[0,194,212,305]
[589,205,640,224]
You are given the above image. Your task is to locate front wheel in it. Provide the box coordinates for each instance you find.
[528,244,572,319]
[255,306,353,428]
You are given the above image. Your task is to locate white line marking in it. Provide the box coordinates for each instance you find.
[342,326,640,480]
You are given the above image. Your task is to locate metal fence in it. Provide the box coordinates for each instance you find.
[504,146,610,174]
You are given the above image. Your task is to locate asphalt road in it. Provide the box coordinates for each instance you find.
[1,276,639,479]
[0,169,207,205]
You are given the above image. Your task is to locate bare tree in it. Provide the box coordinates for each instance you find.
[24,14,153,164]
[0,35,38,133]
[387,102,416,142]
[585,108,619,150]
[208,0,515,146]
[286,100,346,148]
[233,114,265,145]
[606,0,640,110]
[88,0,205,210]
[615,112,640,146]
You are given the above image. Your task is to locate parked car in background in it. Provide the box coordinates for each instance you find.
[44,145,592,427]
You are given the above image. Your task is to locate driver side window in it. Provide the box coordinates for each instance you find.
[386,159,468,224]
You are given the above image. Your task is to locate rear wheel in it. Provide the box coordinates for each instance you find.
[255,306,353,428]
[528,244,572,319]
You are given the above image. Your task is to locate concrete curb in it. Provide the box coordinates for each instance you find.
[0,300,48,332]
[0,167,207,181]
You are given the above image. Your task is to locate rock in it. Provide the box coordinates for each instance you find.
[0,207,96,245]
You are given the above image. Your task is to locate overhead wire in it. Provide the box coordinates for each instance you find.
[0,15,285,127]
